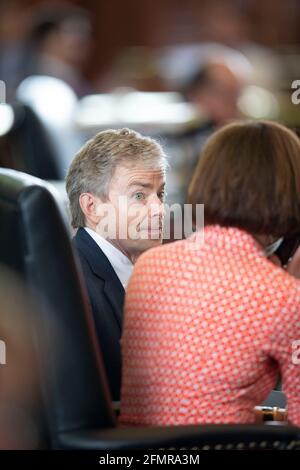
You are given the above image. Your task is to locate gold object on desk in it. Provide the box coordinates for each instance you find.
[254,406,288,423]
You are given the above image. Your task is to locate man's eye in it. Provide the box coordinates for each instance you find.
[158,191,166,201]
[134,192,145,201]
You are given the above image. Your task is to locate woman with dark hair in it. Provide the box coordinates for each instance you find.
[119,120,300,426]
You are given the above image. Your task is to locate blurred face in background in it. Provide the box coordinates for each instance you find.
[191,63,244,126]
[55,17,93,67]
[38,16,93,68]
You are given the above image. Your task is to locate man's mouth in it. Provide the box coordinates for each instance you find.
[138,224,162,238]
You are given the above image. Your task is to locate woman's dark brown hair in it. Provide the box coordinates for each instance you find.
[187,120,300,237]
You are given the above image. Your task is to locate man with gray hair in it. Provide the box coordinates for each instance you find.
[66,128,167,400]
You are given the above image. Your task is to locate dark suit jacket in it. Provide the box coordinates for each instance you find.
[73,227,124,401]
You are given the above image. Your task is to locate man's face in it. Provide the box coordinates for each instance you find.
[95,164,166,259]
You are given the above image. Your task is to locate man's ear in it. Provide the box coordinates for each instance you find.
[79,193,101,225]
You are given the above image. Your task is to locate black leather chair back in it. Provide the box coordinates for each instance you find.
[0,104,60,180]
[0,168,115,449]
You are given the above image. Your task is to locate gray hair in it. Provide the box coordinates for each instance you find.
[66,128,167,228]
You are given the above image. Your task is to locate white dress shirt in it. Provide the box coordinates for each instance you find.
[84,227,133,289]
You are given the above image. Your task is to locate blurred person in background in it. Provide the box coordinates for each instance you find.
[158,1,281,92]
[201,0,283,88]
[27,2,94,97]
[184,61,245,128]
[0,0,31,101]
[120,120,300,427]
[165,59,247,206]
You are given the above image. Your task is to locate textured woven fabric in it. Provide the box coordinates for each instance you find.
[119,225,300,426]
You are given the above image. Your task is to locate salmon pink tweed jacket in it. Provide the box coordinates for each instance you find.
[119,225,300,426]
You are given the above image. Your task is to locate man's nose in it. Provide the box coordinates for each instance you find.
[147,195,164,217]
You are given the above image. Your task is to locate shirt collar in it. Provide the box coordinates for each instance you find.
[84,227,133,288]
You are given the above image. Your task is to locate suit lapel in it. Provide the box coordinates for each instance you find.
[74,228,124,328]
[103,281,123,328]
